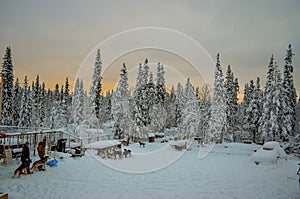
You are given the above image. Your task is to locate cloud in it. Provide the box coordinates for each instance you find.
[0,0,299,94]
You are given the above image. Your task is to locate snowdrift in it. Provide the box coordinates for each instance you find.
[250,141,287,165]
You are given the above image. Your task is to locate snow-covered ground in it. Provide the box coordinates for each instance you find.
[1,140,299,199]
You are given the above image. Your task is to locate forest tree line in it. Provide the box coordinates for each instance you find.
[1,45,298,143]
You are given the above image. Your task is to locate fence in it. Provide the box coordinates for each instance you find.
[0,130,82,157]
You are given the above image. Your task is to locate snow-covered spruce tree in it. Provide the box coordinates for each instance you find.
[269,62,284,141]
[135,63,143,92]
[111,63,132,138]
[296,97,300,135]
[174,82,185,126]
[72,78,84,126]
[245,77,262,142]
[27,84,33,128]
[149,102,167,133]
[89,49,103,121]
[18,76,30,127]
[165,85,177,128]
[142,59,149,87]
[149,71,166,133]
[259,55,275,141]
[138,71,158,133]
[58,85,67,128]
[179,78,200,139]
[132,59,168,137]
[156,62,166,105]
[31,75,41,130]
[82,90,97,128]
[1,47,14,125]
[103,90,112,122]
[63,77,71,126]
[224,65,239,135]
[50,84,61,129]
[132,63,143,127]
[184,78,195,103]
[244,80,255,133]
[206,53,227,144]
[78,80,85,124]
[199,84,211,139]
[132,59,152,133]
[72,78,79,125]
[242,83,250,109]
[72,79,79,126]
[43,88,53,128]
[12,78,21,126]
[39,82,46,128]
[282,44,297,137]
[147,72,158,106]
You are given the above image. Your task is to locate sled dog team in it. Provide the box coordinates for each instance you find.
[97,144,132,160]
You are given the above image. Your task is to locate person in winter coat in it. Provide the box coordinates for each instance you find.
[21,142,32,174]
[37,138,47,160]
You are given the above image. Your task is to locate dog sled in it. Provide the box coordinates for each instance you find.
[70,147,85,157]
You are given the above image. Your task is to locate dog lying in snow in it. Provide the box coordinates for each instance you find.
[174,143,187,151]
[31,156,50,171]
[12,164,29,178]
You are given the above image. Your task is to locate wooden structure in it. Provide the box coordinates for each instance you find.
[0,130,83,158]
[148,133,155,143]
[0,144,12,165]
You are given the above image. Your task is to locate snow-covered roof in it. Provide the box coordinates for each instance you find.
[148,133,155,137]
[155,132,165,136]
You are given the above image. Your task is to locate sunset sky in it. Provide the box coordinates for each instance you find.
[0,0,299,97]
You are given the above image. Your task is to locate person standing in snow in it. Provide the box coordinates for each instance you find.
[37,137,47,160]
[21,142,32,174]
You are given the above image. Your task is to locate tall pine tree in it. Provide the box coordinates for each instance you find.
[12,78,21,126]
[259,55,275,141]
[19,76,30,127]
[206,53,226,143]
[245,77,262,142]
[282,44,297,137]
[111,63,132,137]
[1,47,14,125]
[224,65,239,135]
[89,49,103,120]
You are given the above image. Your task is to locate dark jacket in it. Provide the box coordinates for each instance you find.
[21,144,30,165]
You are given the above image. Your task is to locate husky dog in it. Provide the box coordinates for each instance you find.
[174,144,187,151]
[123,149,132,158]
[114,149,123,159]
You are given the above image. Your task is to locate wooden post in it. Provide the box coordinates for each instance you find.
[3,144,12,166]
[33,133,37,156]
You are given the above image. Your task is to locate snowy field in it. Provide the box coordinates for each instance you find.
[0,141,299,199]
